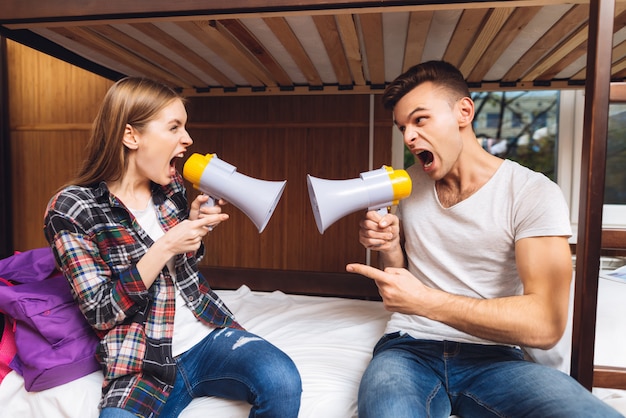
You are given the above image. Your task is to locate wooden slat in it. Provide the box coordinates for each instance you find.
[502,4,587,83]
[402,10,433,72]
[458,7,514,77]
[200,266,381,300]
[468,6,542,83]
[313,14,353,86]
[602,229,626,250]
[263,16,323,86]
[210,20,279,87]
[358,13,385,86]
[89,24,207,87]
[612,62,626,80]
[535,3,626,81]
[176,20,271,87]
[610,81,626,101]
[536,37,588,81]
[12,121,375,131]
[594,366,626,390]
[130,22,235,88]
[219,19,293,87]
[611,40,626,69]
[47,26,184,87]
[523,24,588,82]
[0,0,587,25]
[336,13,366,86]
[582,38,626,81]
[444,8,490,69]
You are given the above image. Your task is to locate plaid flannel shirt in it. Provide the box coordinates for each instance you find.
[43,171,242,418]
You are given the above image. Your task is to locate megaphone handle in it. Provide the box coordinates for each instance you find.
[200,194,216,231]
[376,207,389,216]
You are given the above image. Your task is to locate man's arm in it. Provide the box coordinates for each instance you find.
[347,235,573,349]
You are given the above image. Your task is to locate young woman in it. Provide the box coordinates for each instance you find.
[44,77,301,418]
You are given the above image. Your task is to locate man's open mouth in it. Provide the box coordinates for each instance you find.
[417,150,434,168]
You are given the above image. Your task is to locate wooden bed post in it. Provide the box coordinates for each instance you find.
[0,36,12,259]
[570,0,614,390]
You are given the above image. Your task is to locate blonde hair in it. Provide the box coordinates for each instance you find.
[67,77,183,187]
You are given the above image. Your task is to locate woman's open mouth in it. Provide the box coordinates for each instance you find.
[170,153,184,174]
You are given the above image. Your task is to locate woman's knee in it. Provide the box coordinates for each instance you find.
[264,349,302,395]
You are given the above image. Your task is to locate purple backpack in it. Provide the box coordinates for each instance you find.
[0,247,100,391]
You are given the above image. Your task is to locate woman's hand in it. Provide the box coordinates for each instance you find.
[189,194,229,230]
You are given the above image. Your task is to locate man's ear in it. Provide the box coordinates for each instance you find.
[457,96,475,128]
[122,124,139,149]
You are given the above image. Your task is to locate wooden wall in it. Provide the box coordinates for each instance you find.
[6,39,113,253]
[5,40,393,275]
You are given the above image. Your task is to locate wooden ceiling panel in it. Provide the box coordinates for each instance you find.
[443,8,490,68]
[218,19,293,88]
[467,6,542,83]
[312,15,353,86]
[502,4,589,83]
[90,24,207,87]
[358,13,385,86]
[2,1,625,95]
[48,26,183,86]
[458,7,515,78]
[336,14,366,86]
[264,16,323,87]
[402,11,434,73]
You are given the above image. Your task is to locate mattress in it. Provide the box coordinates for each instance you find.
[1,280,625,417]
[0,285,390,418]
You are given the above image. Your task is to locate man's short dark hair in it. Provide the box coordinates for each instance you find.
[381,60,471,111]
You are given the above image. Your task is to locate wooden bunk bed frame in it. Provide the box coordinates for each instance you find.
[572,0,626,391]
[1,0,625,393]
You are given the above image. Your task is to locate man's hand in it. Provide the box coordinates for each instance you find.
[359,210,401,252]
[346,263,428,315]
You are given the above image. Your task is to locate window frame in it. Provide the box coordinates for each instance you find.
[563,89,626,241]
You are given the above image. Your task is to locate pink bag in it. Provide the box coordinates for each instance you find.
[0,301,17,383]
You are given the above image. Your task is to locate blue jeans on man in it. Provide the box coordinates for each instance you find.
[358,332,623,418]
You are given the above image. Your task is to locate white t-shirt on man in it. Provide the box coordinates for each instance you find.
[392,159,573,371]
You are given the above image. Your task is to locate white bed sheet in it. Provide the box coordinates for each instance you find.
[0,285,390,418]
[1,280,625,418]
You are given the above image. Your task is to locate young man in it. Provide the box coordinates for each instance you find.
[347,61,622,418]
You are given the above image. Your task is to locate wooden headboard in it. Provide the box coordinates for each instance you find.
[201,266,381,300]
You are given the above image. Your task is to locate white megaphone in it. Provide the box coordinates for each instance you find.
[183,153,286,233]
[307,166,412,234]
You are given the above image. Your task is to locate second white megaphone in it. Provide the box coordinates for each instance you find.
[307,166,412,234]
[183,153,286,233]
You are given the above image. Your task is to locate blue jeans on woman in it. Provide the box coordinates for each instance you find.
[358,332,623,418]
[101,328,301,418]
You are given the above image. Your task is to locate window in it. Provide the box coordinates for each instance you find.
[567,90,626,233]
[606,104,626,205]
[472,90,559,182]
[486,113,501,129]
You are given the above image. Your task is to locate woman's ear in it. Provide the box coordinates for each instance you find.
[457,96,475,128]
[122,124,139,149]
